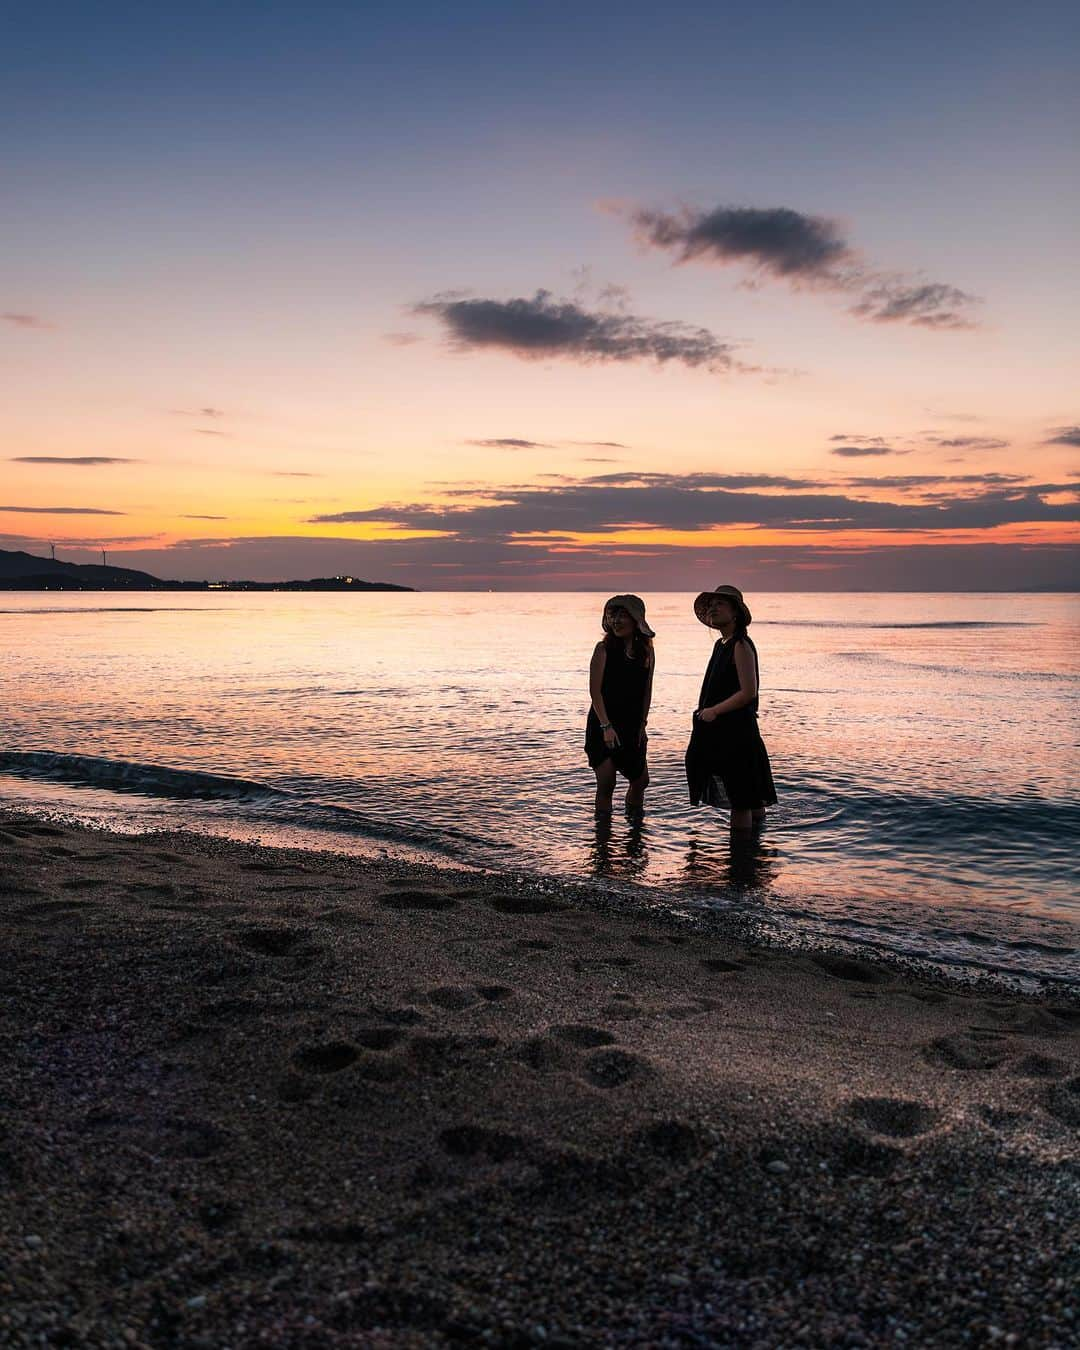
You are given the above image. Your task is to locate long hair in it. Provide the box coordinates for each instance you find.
[603,628,654,667]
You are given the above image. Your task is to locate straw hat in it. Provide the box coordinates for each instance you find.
[693,584,752,629]
[603,594,655,638]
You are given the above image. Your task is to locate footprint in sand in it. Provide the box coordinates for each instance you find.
[699,958,748,974]
[629,933,686,948]
[426,986,482,1011]
[379,890,458,911]
[1045,1075,1080,1127]
[634,1119,706,1163]
[60,877,109,891]
[476,984,514,1002]
[550,1024,617,1048]
[292,1042,359,1074]
[923,1034,1007,1071]
[584,1048,653,1089]
[845,1096,941,1138]
[1011,1053,1069,1079]
[234,925,314,957]
[810,954,889,984]
[438,1124,526,1162]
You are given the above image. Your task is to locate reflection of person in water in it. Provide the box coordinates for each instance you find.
[585,595,654,819]
[685,585,777,832]
[684,829,779,895]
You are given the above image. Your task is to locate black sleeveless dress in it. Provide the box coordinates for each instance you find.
[685,633,777,810]
[585,640,650,781]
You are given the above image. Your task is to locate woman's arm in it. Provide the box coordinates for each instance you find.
[639,650,654,743]
[589,642,615,730]
[589,643,620,745]
[698,641,757,720]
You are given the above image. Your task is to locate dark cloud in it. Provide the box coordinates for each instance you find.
[583,471,825,490]
[10,456,136,466]
[924,436,1010,450]
[0,505,126,515]
[830,445,904,458]
[413,290,739,372]
[631,204,850,278]
[467,438,553,450]
[181,514,228,520]
[849,281,978,330]
[829,434,890,446]
[73,533,1078,593]
[309,474,1077,538]
[567,441,630,449]
[3,311,52,330]
[1044,425,1080,447]
[840,473,1029,491]
[630,201,980,331]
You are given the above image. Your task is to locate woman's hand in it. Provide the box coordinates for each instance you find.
[696,706,718,724]
[603,725,620,749]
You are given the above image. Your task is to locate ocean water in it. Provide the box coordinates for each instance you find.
[2,591,1077,987]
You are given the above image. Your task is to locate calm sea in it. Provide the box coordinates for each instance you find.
[2,591,1077,987]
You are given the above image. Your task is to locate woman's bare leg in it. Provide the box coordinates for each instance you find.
[751,807,767,823]
[730,808,754,831]
[625,766,649,815]
[593,760,617,816]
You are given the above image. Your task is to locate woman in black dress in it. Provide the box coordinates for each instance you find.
[585,595,654,817]
[685,584,777,831]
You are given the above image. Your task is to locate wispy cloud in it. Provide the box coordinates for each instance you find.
[830,445,905,458]
[467,438,553,450]
[3,311,53,330]
[629,202,981,330]
[923,435,1010,450]
[196,429,230,438]
[413,290,742,372]
[10,456,137,466]
[1044,424,1080,447]
[0,505,126,515]
[180,514,229,520]
[173,407,226,419]
[270,471,323,478]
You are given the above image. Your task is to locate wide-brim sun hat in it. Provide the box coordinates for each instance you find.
[603,594,655,638]
[694,584,752,629]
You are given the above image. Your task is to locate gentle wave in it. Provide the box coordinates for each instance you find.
[0,748,503,858]
[0,607,208,615]
[758,619,1042,629]
[0,750,280,801]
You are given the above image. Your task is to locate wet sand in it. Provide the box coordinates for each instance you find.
[1,810,1077,1347]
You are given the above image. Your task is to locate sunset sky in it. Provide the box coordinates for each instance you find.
[3,0,1078,589]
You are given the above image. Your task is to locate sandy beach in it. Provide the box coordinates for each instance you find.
[1,809,1077,1347]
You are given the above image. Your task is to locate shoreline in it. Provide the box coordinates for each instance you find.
[1,808,1077,1346]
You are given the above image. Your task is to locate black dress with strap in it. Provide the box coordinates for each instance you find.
[585,640,650,781]
[685,633,777,810]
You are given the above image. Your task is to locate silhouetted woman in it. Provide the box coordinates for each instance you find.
[685,584,777,831]
[585,595,654,817]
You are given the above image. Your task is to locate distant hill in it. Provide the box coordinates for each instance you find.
[0,548,414,592]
